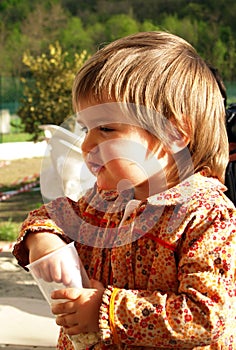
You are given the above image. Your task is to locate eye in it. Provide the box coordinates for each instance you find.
[75,120,88,134]
[99,126,115,132]
[80,126,88,134]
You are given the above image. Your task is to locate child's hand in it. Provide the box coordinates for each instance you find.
[51,279,105,334]
[30,250,76,285]
[27,234,74,285]
[27,232,66,264]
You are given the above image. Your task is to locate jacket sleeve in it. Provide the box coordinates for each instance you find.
[99,207,236,348]
[12,196,81,268]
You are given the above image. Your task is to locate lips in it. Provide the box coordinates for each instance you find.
[87,161,103,175]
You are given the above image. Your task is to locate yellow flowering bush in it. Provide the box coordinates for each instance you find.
[18,42,89,141]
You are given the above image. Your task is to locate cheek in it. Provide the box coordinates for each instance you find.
[106,158,150,186]
[100,139,149,165]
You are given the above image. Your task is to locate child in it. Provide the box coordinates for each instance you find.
[13,31,236,349]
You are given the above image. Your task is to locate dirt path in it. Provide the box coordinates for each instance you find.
[0,250,43,299]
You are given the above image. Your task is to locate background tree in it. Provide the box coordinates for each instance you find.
[21,2,68,55]
[105,14,139,41]
[1,0,236,127]
[18,42,89,141]
[1,0,236,79]
[59,17,94,54]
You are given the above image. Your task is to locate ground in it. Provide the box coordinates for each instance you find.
[0,157,45,297]
[0,158,58,350]
[0,251,43,299]
[0,158,43,223]
[0,158,43,187]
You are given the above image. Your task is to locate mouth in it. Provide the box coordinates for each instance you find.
[87,161,103,175]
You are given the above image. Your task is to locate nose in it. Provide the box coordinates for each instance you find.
[81,130,98,154]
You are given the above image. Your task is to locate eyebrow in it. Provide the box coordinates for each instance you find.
[76,116,123,129]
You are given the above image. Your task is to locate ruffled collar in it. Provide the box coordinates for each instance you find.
[93,172,225,206]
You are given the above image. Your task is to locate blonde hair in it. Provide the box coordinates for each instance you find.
[72,31,228,184]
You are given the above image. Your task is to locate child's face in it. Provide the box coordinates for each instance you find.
[76,102,169,199]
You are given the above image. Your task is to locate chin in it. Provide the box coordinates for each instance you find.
[98,184,116,191]
[97,179,117,191]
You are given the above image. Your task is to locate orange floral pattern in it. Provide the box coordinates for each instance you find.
[13,173,236,349]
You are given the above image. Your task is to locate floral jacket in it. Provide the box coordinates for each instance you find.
[13,173,236,349]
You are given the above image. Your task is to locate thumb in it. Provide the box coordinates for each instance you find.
[90,279,104,289]
[51,287,81,300]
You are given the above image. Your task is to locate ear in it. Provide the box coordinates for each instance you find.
[166,132,190,154]
[164,116,190,154]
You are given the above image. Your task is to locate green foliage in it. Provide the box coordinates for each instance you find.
[59,17,94,53]
[0,219,19,242]
[1,27,29,76]
[17,42,89,141]
[140,20,159,32]
[86,22,107,48]
[0,0,236,95]
[105,14,139,41]
[161,15,199,46]
[3,115,31,140]
[1,77,23,104]
[2,133,31,143]
[226,82,236,103]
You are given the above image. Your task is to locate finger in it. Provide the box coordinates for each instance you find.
[60,260,73,286]
[56,314,70,328]
[61,317,89,335]
[33,266,42,279]
[56,312,78,329]
[51,288,69,301]
[51,300,75,315]
[48,260,62,283]
[41,263,53,282]
[90,279,104,289]
[51,288,82,300]
[33,261,52,282]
